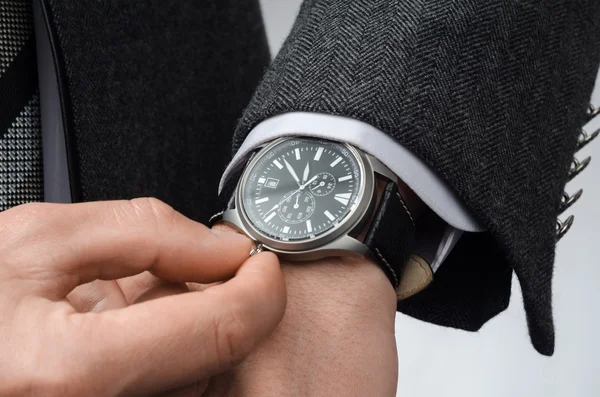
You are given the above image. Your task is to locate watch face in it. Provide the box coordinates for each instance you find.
[240,138,365,242]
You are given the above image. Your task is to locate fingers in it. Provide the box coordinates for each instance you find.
[77,252,286,397]
[0,199,253,299]
[117,272,190,304]
[68,280,128,312]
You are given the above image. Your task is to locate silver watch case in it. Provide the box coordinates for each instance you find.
[222,138,396,262]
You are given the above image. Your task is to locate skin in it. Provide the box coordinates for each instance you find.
[0,198,286,397]
[1,180,419,396]
[203,224,400,397]
[67,220,400,397]
[201,178,421,396]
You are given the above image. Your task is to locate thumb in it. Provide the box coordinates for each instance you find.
[74,252,286,397]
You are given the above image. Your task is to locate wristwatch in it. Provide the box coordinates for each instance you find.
[213,137,416,289]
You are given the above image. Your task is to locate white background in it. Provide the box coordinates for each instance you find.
[259,1,600,396]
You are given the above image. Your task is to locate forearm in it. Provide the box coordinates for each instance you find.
[234,259,398,397]
[209,224,399,397]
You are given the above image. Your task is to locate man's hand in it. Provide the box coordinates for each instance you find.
[0,199,286,397]
[205,225,399,397]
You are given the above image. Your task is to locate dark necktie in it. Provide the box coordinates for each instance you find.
[0,0,43,211]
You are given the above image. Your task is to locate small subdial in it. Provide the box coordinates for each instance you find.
[309,172,336,196]
[278,190,316,224]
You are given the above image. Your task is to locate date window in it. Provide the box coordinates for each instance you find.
[265,178,279,189]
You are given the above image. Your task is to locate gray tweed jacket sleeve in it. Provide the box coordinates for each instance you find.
[233,0,600,355]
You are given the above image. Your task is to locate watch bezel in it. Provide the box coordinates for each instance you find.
[235,137,375,252]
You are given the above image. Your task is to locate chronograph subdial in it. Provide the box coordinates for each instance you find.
[278,190,316,224]
[308,172,336,196]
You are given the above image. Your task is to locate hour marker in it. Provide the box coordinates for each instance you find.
[330,157,342,168]
[306,220,312,233]
[258,177,266,184]
[314,147,324,161]
[334,193,351,206]
[282,226,290,234]
[324,210,335,221]
[335,193,352,199]
[255,197,269,204]
[273,159,283,169]
[295,148,301,160]
[264,212,276,223]
[338,175,352,182]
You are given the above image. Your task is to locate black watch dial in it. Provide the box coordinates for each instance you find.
[240,138,364,241]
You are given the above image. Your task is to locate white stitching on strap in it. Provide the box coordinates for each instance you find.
[209,211,224,225]
[375,248,399,287]
[396,192,415,227]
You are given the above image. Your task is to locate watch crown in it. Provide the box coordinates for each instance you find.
[249,243,265,257]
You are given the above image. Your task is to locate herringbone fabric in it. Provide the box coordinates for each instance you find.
[0,0,43,211]
[234,0,600,355]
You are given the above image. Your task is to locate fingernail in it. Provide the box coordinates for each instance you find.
[211,228,249,242]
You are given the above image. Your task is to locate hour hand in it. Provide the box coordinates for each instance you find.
[302,162,310,183]
[284,159,301,186]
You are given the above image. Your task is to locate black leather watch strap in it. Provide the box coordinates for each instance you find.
[364,181,416,289]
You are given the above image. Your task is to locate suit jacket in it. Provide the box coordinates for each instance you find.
[22,0,600,356]
[233,0,600,356]
[35,0,271,223]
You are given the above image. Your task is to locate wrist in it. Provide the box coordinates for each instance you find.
[212,223,396,316]
[209,226,399,397]
[204,252,399,397]
[280,256,397,322]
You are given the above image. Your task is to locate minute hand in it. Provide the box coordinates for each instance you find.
[284,159,301,186]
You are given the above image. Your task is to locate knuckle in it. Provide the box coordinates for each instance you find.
[0,203,63,271]
[0,202,54,237]
[213,307,251,369]
[127,197,177,226]
[109,198,177,266]
[10,202,49,217]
